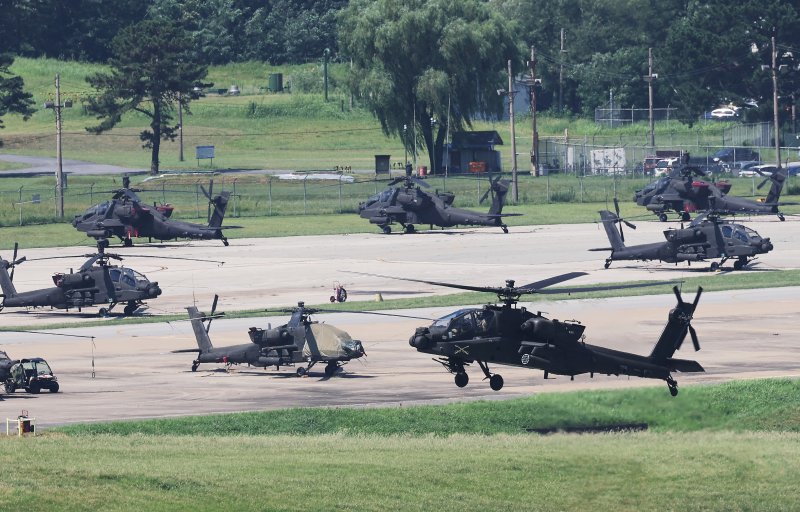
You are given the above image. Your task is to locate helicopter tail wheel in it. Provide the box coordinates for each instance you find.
[501,224,509,234]
[666,376,678,397]
[454,372,469,388]
[779,213,785,221]
[222,237,229,246]
[489,374,504,391]
[191,361,199,372]
[604,258,612,269]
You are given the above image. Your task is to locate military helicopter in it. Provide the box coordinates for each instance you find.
[595,201,774,271]
[358,166,518,233]
[72,176,234,246]
[174,296,366,377]
[356,272,701,396]
[0,240,215,316]
[634,164,788,222]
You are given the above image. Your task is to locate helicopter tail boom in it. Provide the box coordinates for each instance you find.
[187,306,214,353]
[0,260,17,299]
[598,210,626,251]
[207,192,231,228]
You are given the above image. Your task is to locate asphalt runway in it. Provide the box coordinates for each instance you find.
[1,220,799,427]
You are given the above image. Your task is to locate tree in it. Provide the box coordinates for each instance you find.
[338,0,519,171]
[0,1,35,146]
[85,19,208,174]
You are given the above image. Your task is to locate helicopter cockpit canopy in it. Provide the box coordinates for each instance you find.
[109,267,149,287]
[721,224,762,244]
[432,308,495,337]
[79,200,111,220]
[364,188,395,208]
[305,324,364,359]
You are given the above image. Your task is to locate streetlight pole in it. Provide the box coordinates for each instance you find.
[528,45,539,176]
[45,74,71,218]
[507,59,519,201]
[430,117,437,174]
[178,92,184,162]
[771,34,781,169]
[644,47,657,149]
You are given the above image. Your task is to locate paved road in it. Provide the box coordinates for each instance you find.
[0,153,148,176]
[0,222,798,427]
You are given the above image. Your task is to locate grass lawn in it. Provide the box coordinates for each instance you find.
[0,379,796,511]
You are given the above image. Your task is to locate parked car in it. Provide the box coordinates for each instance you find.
[710,107,739,119]
[653,157,680,177]
[712,148,760,163]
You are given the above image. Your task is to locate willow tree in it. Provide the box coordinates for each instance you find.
[85,18,208,174]
[338,0,519,172]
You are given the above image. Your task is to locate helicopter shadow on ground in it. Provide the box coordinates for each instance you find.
[193,367,375,381]
[601,263,778,274]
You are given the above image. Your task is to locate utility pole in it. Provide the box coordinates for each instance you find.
[178,92,184,162]
[528,45,539,176]
[507,59,519,201]
[645,48,657,149]
[771,34,781,168]
[559,29,566,115]
[45,74,71,218]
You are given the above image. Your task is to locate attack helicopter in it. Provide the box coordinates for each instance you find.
[174,296,366,377]
[634,164,788,221]
[72,176,234,246]
[0,240,218,316]
[358,166,518,233]
[595,201,774,271]
[356,272,701,396]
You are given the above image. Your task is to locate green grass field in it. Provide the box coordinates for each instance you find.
[0,379,796,511]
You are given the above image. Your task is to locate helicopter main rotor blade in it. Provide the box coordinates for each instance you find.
[311,308,434,321]
[344,271,501,294]
[517,272,588,292]
[533,280,677,295]
[119,254,225,265]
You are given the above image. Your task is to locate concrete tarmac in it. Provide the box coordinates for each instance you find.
[0,220,798,427]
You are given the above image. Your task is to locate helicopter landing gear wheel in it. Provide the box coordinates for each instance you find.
[191,361,199,372]
[296,367,307,377]
[381,225,391,234]
[501,224,509,234]
[98,307,109,317]
[489,374,504,391]
[709,261,720,272]
[733,258,746,271]
[123,237,133,247]
[324,362,339,377]
[658,213,668,222]
[666,376,678,397]
[454,372,469,388]
[681,212,691,222]
[404,224,415,234]
[123,301,137,316]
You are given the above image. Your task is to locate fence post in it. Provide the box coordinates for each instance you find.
[338,174,343,213]
[18,185,23,226]
[195,181,200,218]
[90,183,94,205]
[580,177,584,202]
[233,179,238,217]
[303,174,308,214]
[268,177,273,216]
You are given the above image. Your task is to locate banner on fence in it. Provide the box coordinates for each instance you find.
[590,148,626,175]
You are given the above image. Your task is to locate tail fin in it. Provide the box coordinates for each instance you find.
[764,168,787,204]
[599,211,626,251]
[488,179,510,215]
[649,286,702,362]
[0,259,18,299]
[186,305,214,353]
[208,192,231,228]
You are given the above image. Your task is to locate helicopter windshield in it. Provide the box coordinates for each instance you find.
[81,200,110,219]
[432,308,477,328]
[742,226,761,242]
[110,267,139,287]
[23,360,52,376]
[305,324,356,358]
